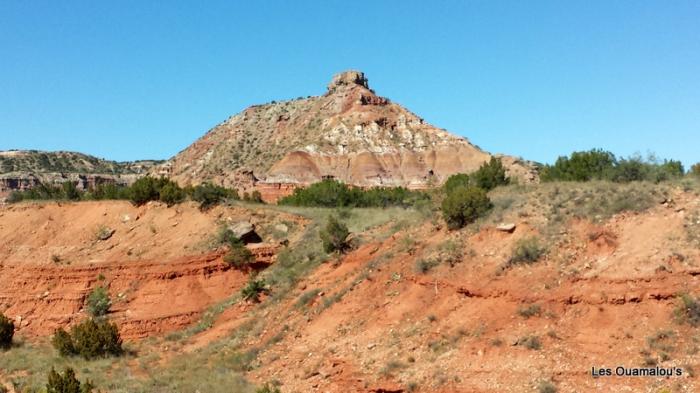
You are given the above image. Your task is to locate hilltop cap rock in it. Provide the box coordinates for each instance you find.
[328,70,369,91]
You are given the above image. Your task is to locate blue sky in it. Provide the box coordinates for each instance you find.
[1,1,698,167]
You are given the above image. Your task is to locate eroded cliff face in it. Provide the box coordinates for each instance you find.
[157,71,538,192]
[0,150,161,197]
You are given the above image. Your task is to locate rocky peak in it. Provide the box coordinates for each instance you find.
[327,70,369,92]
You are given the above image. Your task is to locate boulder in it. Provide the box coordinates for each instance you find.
[228,221,262,244]
[496,223,516,233]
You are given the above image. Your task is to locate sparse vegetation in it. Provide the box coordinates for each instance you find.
[415,258,438,274]
[86,286,111,317]
[255,383,281,393]
[296,288,321,308]
[46,367,95,393]
[319,215,350,253]
[471,157,510,191]
[52,319,123,359]
[506,237,546,267]
[191,182,238,210]
[94,225,114,241]
[692,163,700,178]
[241,278,268,303]
[441,185,492,230]
[0,312,15,349]
[516,335,541,350]
[517,304,542,319]
[216,227,255,269]
[443,173,471,194]
[159,181,186,206]
[7,175,240,210]
[541,149,684,183]
[279,179,429,208]
[674,294,700,327]
[537,380,558,393]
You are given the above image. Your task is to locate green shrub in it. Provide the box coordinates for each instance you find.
[255,383,281,393]
[88,183,129,200]
[128,176,165,205]
[320,215,350,253]
[62,182,81,201]
[217,228,255,268]
[508,237,546,266]
[674,294,700,327]
[243,190,264,203]
[442,173,471,194]
[542,149,684,183]
[278,179,429,208]
[516,335,541,350]
[46,367,95,393]
[6,191,24,203]
[159,182,186,206]
[241,278,268,303]
[692,163,700,178]
[517,304,542,319]
[0,313,14,349]
[441,186,492,230]
[541,149,616,182]
[52,319,123,359]
[223,242,255,269]
[85,286,111,317]
[52,328,75,356]
[471,157,509,191]
[191,183,238,210]
[415,258,438,274]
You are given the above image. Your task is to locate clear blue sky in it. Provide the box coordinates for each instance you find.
[1,1,698,167]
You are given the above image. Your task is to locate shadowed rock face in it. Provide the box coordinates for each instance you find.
[156,70,538,191]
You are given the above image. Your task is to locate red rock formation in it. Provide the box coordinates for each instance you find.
[156,70,539,191]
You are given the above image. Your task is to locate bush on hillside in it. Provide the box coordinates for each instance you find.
[52,328,75,356]
[674,294,700,327]
[128,176,164,205]
[0,313,14,349]
[540,149,616,182]
[507,237,546,266]
[541,149,684,183]
[46,367,95,393]
[62,182,81,201]
[320,215,351,253]
[241,278,268,303]
[87,183,129,200]
[442,173,471,194]
[243,190,265,203]
[159,182,186,206]
[85,286,111,317]
[224,242,255,269]
[441,186,492,230]
[692,163,700,178]
[52,319,123,359]
[191,183,238,210]
[128,176,185,205]
[471,157,509,191]
[255,383,281,393]
[217,228,255,268]
[278,179,429,208]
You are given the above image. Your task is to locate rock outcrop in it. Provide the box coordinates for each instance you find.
[155,71,538,199]
[0,150,162,196]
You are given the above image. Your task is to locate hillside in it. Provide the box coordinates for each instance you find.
[0,150,162,194]
[1,179,699,392]
[156,71,538,192]
[0,150,160,175]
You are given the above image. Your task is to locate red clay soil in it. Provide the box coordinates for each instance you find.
[235,197,700,392]
[2,193,700,392]
[0,200,293,339]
